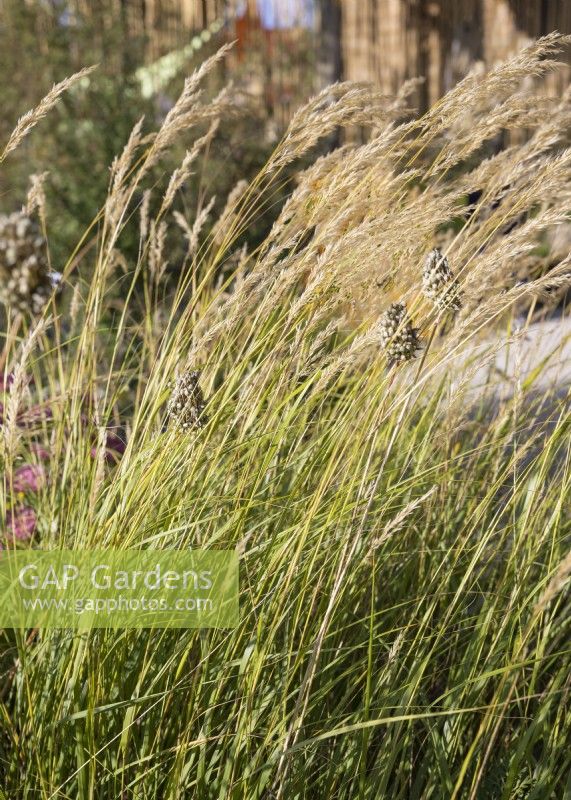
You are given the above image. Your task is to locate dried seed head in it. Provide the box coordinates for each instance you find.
[167,370,208,431]
[422,248,462,312]
[0,211,54,315]
[379,302,421,367]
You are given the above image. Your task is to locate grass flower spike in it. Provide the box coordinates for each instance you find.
[379,301,422,367]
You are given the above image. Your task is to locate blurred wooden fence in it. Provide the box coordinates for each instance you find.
[59,0,224,60]
[341,0,571,111]
[19,1,571,113]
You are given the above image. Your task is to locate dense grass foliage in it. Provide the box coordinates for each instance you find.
[0,36,570,799]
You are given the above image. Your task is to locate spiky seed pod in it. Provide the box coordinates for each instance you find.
[379,302,421,367]
[422,248,462,312]
[0,211,54,315]
[167,370,208,431]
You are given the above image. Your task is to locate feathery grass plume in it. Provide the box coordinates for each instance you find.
[379,302,422,367]
[160,120,219,217]
[174,196,216,258]
[68,281,84,334]
[25,171,50,222]
[3,318,46,459]
[0,212,56,315]
[166,370,208,431]
[534,547,571,613]
[104,116,146,232]
[419,33,570,151]
[148,220,168,284]
[139,188,152,243]
[422,248,462,312]
[369,485,437,553]
[89,427,108,516]
[144,42,234,170]
[268,83,402,172]
[211,179,248,246]
[0,65,97,162]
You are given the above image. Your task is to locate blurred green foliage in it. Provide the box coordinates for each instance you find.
[0,1,155,265]
[0,0,284,272]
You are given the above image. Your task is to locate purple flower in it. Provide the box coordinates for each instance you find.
[17,403,53,427]
[90,431,126,464]
[106,433,127,457]
[0,373,14,392]
[13,464,45,493]
[30,443,50,461]
[6,507,37,541]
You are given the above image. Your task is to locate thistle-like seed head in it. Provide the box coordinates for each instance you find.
[422,248,462,312]
[379,302,421,367]
[0,211,55,315]
[167,370,208,431]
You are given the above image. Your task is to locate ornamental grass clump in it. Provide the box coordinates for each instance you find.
[1,34,571,800]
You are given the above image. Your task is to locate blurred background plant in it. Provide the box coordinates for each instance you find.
[0,0,294,273]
